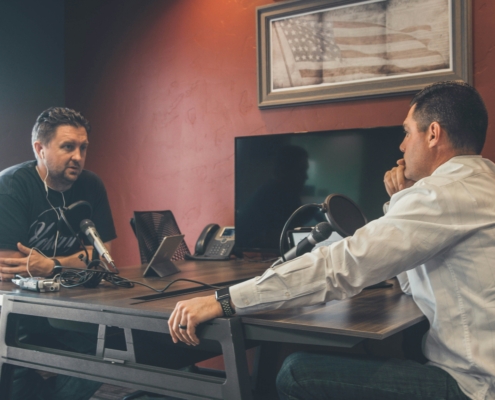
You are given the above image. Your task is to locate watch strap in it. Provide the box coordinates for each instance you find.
[48,258,63,278]
[215,287,236,317]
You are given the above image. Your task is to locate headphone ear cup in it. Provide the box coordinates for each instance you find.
[83,270,104,288]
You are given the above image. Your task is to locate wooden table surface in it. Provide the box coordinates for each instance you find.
[0,259,424,341]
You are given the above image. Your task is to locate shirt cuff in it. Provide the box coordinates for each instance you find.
[230,277,262,315]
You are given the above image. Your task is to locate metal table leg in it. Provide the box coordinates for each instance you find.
[0,295,254,400]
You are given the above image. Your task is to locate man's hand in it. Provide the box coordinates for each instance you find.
[384,159,416,197]
[0,243,54,281]
[168,295,224,346]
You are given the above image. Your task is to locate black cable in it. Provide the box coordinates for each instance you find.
[279,203,320,262]
[59,264,118,288]
[57,231,225,292]
[76,234,90,264]
[103,273,134,288]
[241,255,279,264]
[117,278,224,293]
[61,214,90,263]
[58,265,223,293]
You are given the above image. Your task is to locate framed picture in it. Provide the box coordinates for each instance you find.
[257,0,471,108]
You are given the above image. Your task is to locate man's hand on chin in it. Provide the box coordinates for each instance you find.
[168,295,225,346]
[384,159,416,197]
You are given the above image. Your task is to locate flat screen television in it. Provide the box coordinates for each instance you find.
[235,126,404,255]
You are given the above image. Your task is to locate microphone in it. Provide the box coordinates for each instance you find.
[80,219,116,269]
[272,222,333,267]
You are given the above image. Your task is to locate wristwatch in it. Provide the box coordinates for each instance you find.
[215,287,236,317]
[49,258,63,277]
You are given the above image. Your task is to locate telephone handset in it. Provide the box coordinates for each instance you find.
[186,224,235,261]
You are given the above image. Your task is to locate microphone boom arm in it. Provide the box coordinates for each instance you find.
[279,203,321,263]
[276,194,367,266]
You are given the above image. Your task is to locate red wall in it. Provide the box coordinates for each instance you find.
[65,0,495,267]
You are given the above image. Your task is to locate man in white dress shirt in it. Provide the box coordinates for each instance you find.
[168,81,493,400]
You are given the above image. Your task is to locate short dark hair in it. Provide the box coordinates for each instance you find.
[410,81,488,154]
[32,107,91,146]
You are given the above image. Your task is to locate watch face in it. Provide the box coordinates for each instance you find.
[216,287,230,300]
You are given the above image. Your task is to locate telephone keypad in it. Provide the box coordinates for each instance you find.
[207,241,234,256]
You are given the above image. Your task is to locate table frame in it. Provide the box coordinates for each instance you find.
[0,261,424,399]
[0,294,253,400]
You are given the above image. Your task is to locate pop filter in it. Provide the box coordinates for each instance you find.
[321,194,392,289]
[58,201,93,237]
[278,194,367,262]
[321,194,367,237]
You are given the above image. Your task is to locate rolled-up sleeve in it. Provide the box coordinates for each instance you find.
[231,252,328,314]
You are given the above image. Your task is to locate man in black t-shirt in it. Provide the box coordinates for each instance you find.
[0,107,116,400]
[0,107,116,280]
[0,162,115,266]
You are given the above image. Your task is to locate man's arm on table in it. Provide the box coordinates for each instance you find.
[0,242,112,281]
[169,160,421,346]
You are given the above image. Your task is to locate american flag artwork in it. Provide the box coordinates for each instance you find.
[271,0,450,90]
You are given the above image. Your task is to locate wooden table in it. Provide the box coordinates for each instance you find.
[0,260,424,399]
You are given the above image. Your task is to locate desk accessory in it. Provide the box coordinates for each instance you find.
[80,219,116,270]
[49,203,226,293]
[12,276,60,292]
[276,193,367,264]
[132,210,191,264]
[275,194,392,289]
[57,201,123,288]
[272,222,332,267]
[185,225,236,261]
[142,234,184,277]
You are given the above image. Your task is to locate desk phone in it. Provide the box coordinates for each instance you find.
[187,224,235,261]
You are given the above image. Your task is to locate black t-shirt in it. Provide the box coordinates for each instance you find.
[0,160,117,257]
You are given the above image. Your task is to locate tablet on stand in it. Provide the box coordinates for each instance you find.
[142,234,184,278]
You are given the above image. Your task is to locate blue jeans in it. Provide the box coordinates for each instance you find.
[276,352,470,400]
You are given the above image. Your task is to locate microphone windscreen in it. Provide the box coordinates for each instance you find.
[325,194,367,237]
[80,219,96,232]
[312,222,332,242]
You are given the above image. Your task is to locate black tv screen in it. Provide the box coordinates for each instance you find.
[235,126,404,255]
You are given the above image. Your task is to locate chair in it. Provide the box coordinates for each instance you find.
[131,210,190,264]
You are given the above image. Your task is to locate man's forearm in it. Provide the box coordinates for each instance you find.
[52,242,113,269]
[55,247,93,268]
[0,241,113,279]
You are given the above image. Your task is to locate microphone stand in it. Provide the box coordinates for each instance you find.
[278,203,321,263]
[58,206,91,265]
[58,205,116,287]
[275,194,392,289]
[81,246,107,288]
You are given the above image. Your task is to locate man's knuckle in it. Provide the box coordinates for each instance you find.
[176,301,184,309]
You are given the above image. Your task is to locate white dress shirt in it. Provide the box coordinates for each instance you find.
[230,156,495,400]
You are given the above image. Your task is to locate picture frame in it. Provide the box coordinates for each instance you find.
[256,0,471,109]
